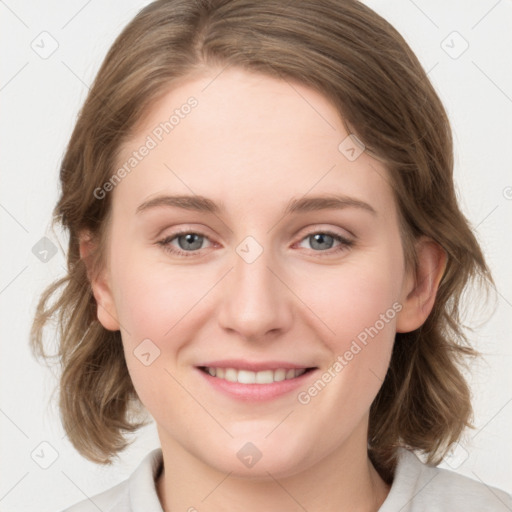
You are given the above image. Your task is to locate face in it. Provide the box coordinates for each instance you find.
[90,67,424,478]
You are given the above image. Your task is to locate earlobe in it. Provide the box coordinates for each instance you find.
[79,231,120,332]
[396,237,447,333]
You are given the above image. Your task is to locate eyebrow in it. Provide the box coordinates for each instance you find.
[135,194,377,216]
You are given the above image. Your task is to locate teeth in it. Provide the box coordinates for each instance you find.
[225,368,237,382]
[204,367,308,384]
[255,370,273,384]
[238,370,256,384]
[273,369,286,381]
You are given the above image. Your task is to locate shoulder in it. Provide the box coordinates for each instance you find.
[59,448,164,512]
[60,480,129,512]
[379,447,512,512]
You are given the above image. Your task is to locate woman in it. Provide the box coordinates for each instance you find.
[30,0,512,510]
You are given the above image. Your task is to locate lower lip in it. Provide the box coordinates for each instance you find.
[196,368,317,401]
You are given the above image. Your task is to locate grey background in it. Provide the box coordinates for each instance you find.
[1,1,511,510]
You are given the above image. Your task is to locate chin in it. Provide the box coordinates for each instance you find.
[200,432,317,480]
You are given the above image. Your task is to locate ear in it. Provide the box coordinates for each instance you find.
[395,237,447,333]
[79,230,120,331]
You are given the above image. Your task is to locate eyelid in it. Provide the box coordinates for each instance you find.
[294,223,355,241]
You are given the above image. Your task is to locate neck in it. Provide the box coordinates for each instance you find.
[156,426,390,512]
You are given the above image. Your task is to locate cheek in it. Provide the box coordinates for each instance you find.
[295,263,402,418]
[110,249,202,343]
[110,258,192,415]
[293,252,404,407]
[109,248,223,405]
[298,254,403,344]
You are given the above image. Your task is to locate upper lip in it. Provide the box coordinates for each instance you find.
[198,359,317,372]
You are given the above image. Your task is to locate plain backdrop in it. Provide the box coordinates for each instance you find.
[1,1,511,511]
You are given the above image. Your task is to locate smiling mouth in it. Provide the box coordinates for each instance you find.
[198,366,317,384]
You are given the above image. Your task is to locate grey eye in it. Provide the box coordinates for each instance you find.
[176,233,205,251]
[306,233,336,250]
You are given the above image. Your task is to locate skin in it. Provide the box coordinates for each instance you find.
[80,66,445,511]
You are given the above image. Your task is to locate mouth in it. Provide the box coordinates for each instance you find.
[197,366,317,384]
[196,362,318,401]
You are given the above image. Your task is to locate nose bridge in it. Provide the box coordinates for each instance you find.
[217,236,291,340]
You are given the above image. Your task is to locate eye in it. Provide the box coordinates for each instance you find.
[296,231,354,254]
[156,228,354,258]
[157,230,213,257]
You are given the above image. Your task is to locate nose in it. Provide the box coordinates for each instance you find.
[216,240,293,342]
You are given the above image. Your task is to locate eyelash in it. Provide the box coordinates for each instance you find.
[156,229,354,258]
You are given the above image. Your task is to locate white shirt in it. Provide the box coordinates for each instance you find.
[62,447,512,511]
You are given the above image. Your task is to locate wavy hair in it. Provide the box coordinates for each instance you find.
[30,0,493,482]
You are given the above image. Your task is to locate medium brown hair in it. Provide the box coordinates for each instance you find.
[30,0,493,481]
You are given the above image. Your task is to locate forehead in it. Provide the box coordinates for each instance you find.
[112,67,396,219]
